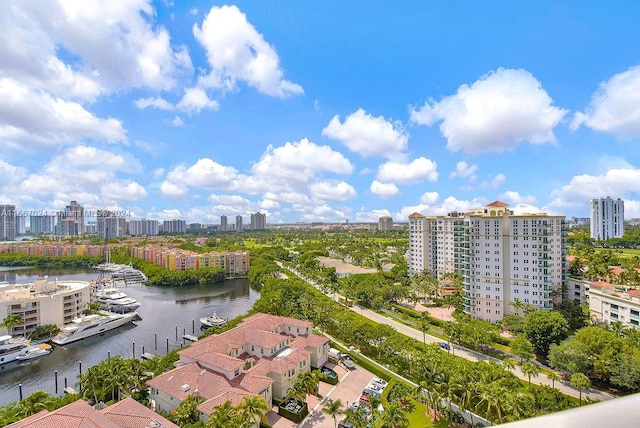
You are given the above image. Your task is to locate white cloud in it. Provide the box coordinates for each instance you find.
[176,87,219,114]
[450,161,478,179]
[208,194,251,205]
[166,158,238,190]
[146,208,183,221]
[101,180,148,202]
[354,209,392,223]
[550,168,640,210]
[263,191,310,205]
[172,116,185,127]
[499,190,537,205]
[249,138,354,191]
[571,65,640,138]
[490,173,506,188]
[410,68,567,154]
[310,180,357,202]
[370,180,399,198]
[322,108,408,158]
[2,0,192,97]
[377,157,438,184]
[134,97,173,110]
[0,78,126,150]
[193,5,303,97]
[420,192,439,205]
[160,180,187,198]
[189,8,198,15]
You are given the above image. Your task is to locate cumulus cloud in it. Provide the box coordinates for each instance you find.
[322,108,409,158]
[410,68,567,154]
[172,116,185,127]
[248,138,354,191]
[134,97,173,110]
[0,78,126,150]
[159,181,187,198]
[310,180,357,202]
[499,190,537,205]
[176,87,219,114]
[2,0,191,98]
[193,5,302,97]
[164,158,238,193]
[550,168,640,211]
[420,192,439,205]
[370,180,399,198]
[354,209,392,223]
[101,180,148,202]
[450,161,478,179]
[377,157,438,184]
[571,65,640,138]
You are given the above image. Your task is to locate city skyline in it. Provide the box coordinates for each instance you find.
[1,2,640,224]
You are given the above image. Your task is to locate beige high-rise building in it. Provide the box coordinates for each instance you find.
[409,201,567,322]
[0,205,16,241]
[378,216,393,231]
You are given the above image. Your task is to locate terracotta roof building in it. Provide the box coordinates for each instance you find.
[6,397,178,428]
[147,313,329,422]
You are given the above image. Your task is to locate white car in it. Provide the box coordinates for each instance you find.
[370,377,388,388]
[367,382,384,392]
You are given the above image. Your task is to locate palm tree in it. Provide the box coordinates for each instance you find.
[322,398,345,428]
[570,373,591,405]
[502,357,517,372]
[206,400,239,428]
[521,362,540,387]
[286,383,307,406]
[342,407,368,428]
[381,401,410,428]
[1,313,24,336]
[15,391,53,418]
[237,395,269,427]
[546,371,561,389]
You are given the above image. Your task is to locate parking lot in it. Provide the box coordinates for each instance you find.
[267,361,379,428]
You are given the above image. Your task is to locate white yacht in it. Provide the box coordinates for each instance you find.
[0,335,48,365]
[111,266,149,286]
[94,287,141,313]
[52,311,137,345]
[16,343,52,361]
[200,312,226,329]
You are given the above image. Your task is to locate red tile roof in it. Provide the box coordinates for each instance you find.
[99,397,179,428]
[197,390,254,415]
[408,212,423,218]
[486,201,509,207]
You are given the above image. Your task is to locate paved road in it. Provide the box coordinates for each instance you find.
[282,265,615,402]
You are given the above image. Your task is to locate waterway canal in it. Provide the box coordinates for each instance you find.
[0,267,259,406]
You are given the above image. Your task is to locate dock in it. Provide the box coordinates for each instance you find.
[183,334,198,342]
[63,387,77,395]
[141,352,158,360]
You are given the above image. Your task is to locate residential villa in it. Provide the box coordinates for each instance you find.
[6,397,178,428]
[147,312,330,422]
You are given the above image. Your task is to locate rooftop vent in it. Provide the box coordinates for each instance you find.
[180,384,190,392]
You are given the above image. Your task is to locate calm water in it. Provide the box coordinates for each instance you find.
[0,268,259,406]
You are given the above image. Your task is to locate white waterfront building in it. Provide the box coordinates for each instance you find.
[409,201,567,323]
[0,278,92,336]
[590,197,625,241]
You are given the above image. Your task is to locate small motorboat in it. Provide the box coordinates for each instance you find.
[16,343,52,361]
[200,312,226,329]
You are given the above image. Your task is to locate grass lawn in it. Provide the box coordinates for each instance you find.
[406,399,449,428]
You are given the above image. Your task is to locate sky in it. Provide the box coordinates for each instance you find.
[1,1,640,225]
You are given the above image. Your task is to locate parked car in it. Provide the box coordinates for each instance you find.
[370,377,388,388]
[342,356,357,370]
[359,394,370,405]
[438,341,450,350]
[362,388,381,399]
[366,382,384,392]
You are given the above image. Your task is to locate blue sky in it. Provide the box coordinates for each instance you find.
[1,1,640,224]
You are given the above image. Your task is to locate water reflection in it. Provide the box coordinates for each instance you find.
[0,268,258,406]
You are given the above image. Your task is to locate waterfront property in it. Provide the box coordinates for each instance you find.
[147,312,329,421]
[5,397,178,428]
[0,278,91,336]
[130,245,250,275]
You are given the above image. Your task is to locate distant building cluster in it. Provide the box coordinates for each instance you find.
[590,196,625,240]
[218,212,267,232]
[130,246,250,275]
[409,201,566,323]
[0,242,106,257]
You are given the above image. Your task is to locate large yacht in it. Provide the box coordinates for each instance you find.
[200,312,226,329]
[110,266,149,286]
[0,336,51,365]
[52,311,137,345]
[94,287,141,313]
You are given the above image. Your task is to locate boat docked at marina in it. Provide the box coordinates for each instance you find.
[94,287,141,313]
[200,312,226,329]
[16,343,52,361]
[52,311,137,345]
[0,336,50,365]
[110,266,148,287]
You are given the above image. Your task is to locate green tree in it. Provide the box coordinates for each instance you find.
[521,362,540,387]
[0,313,24,336]
[546,371,561,389]
[237,395,269,427]
[14,391,53,418]
[523,310,569,356]
[83,301,102,316]
[380,401,410,428]
[322,398,344,428]
[172,395,203,426]
[205,400,239,428]
[610,348,640,392]
[511,334,534,362]
[570,373,591,404]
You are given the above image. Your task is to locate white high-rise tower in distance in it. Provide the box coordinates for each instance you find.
[590,197,624,240]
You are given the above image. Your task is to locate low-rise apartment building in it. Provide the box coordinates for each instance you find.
[0,278,91,336]
[130,245,250,275]
[589,281,640,327]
